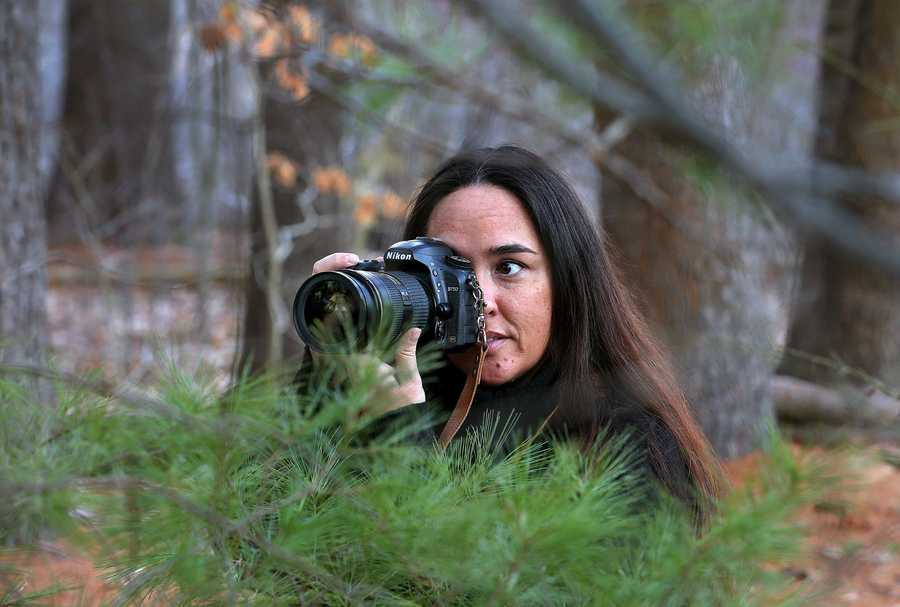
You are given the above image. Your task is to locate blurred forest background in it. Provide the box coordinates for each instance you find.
[2,0,900,604]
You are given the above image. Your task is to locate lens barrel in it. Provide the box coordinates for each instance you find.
[293,269,432,351]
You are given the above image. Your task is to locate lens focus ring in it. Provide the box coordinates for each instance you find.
[365,272,431,340]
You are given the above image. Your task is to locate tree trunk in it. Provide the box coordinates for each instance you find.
[782,0,900,395]
[599,1,827,458]
[0,2,56,404]
[47,0,177,244]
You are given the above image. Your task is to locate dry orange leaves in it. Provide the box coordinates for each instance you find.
[244,7,268,33]
[199,3,319,55]
[255,6,318,57]
[266,160,406,225]
[267,152,298,188]
[355,193,379,227]
[217,3,243,43]
[198,2,244,52]
[199,3,378,81]
[313,167,352,197]
[254,25,282,58]
[381,192,406,219]
[274,59,310,101]
[355,192,408,226]
[287,5,319,44]
[199,24,229,52]
[328,33,379,66]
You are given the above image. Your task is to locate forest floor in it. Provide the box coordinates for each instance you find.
[3,242,898,605]
[726,444,900,606]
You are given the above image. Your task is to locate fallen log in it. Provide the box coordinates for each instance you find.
[780,421,900,447]
[772,374,900,425]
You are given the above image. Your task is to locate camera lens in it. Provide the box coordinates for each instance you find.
[302,276,364,341]
[293,270,432,352]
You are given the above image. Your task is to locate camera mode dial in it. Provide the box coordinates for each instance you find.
[445,255,472,268]
[353,259,383,271]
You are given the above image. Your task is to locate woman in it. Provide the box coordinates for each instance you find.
[310,145,723,518]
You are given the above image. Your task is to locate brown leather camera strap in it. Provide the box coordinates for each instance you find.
[438,345,486,448]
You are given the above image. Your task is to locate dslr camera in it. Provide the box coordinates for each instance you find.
[293,237,484,353]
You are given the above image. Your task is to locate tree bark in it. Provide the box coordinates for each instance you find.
[599,1,827,458]
[782,0,900,395]
[37,0,69,193]
[0,2,56,404]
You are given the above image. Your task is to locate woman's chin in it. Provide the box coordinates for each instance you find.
[480,363,520,386]
[479,374,507,386]
[447,344,524,385]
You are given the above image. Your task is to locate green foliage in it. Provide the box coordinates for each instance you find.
[0,376,81,546]
[0,359,823,605]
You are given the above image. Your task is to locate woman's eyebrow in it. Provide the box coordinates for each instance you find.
[489,243,538,256]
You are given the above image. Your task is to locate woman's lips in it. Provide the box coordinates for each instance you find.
[486,333,508,353]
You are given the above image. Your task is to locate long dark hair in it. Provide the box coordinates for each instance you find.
[403,145,723,510]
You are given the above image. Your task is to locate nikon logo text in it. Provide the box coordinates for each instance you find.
[385,251,412,261]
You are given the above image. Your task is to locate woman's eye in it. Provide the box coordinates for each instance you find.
[496,260,524,276]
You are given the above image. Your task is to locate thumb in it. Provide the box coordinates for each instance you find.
[394,327,421,378]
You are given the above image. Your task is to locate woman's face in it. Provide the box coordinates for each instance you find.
[426,185,553,385]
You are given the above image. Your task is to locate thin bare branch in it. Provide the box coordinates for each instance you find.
[772,161,900,202]
[250,65,287,367]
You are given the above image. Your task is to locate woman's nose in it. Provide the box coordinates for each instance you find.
[476,273,498,317]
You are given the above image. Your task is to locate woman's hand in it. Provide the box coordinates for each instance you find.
[312,252,360,275]
[369,327,425,413]
[310,252,426,414]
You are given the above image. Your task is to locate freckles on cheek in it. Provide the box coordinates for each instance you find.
[494,356,510,371]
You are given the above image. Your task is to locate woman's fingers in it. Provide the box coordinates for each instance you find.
[354,329,425,412]
[390,328,425,406]
[374,361,395,387]
[318,327,425,412]
[393,327,421,384]
[312,252,359,274]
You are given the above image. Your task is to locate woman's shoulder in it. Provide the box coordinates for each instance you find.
[599,387,695,506]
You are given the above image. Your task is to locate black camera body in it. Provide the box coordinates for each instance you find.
[293,237,481,353]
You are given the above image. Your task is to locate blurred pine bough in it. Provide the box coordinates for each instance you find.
[0,357,822,606]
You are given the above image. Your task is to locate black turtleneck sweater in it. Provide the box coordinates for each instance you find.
[447,362,562,445]
[297,351,695,508]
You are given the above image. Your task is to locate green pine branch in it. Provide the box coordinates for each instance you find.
[1,358,824,606]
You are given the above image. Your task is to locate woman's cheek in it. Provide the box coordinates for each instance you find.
[529,285,553,354]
